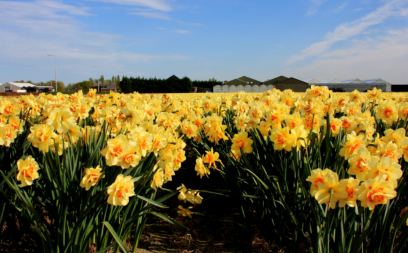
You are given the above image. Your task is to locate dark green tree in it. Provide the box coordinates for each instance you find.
[66,83,74,92]
[48,80,65,92]
[119,76,132,93]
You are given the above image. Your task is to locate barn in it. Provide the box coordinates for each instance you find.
[274,77,309,92]
[0,82,36,92]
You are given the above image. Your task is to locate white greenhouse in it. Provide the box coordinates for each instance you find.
[0,82,36,92]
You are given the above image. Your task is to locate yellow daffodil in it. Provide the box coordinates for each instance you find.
[306,168,332,197]
[0,123,18,147]
[177,184,188,202]
[7,115,25,134]
[291,125,308,151]
[195,157,210,178]
[338,177,360,208]
[27,124,58,152]
[376,142,403,162]
[398,102,408,119]
[234,113,248,131]
[177,205,193,218]
[266,103,289,128]
[202,148,219,169]
[0,98,21,116]
[402,145,408,162]
[100,134,130,166]
[185,190,203,205]
[231,131,253,154]
[151,167,164,190]
[339,132,367,160]
[313,170,348,209]
[376,100,398,126]
[285,112,303,129]
[270,126,296,152]
[16,155,40,187]
[340,116,358,134]
[107,174,135,206]
[119,144,142,169]
[348,147,378,181]
[80,166,104,191]
[356,174,397,210]
[366,157,402,183]
[47,107,76,134]
[381,128,408,148]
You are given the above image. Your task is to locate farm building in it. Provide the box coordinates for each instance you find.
[214,76,269,93]
[90,83,117,92]
[0,82,36,92]
[213,75,309,93]
[273,77,309,92]
[263,75,288,86]
[321,78,343,83]
[224,76,262,86]
[306,78,391,92]
[391,85,408,92]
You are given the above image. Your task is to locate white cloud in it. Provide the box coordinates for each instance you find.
[0,0,189,83]
[286,0,408,65]
[333,2,348,12]
[0,0,92,37]
[307,0,328,15]
[173,29,191,34]
[55,51,189,62]
[131,11,172,19]
[285,28,408,83]
[37,0,92,15]
[0,0,92,17]
[119,52,189,62]
[88,0,172,11]
[177,21,203,26]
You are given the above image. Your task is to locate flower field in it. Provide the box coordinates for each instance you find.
[1,87,408,252]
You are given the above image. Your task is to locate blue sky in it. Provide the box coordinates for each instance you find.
[1,0,408,85]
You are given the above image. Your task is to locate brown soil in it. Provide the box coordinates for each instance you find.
[0,214,40,252]
[137,207,277,253]
[0,206,277,253]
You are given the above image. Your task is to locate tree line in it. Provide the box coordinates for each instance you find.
[192,78,222,92]
[119,76,222,93]
[13,75,221,93]
[13,75,121,93]
[66,75,121,93]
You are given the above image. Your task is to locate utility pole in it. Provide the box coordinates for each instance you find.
[93,66,99,92]
[47,55,57,92]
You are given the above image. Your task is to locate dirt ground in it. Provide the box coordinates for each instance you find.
[0,203,277,253]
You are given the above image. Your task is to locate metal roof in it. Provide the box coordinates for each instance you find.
[305,78,321,83]
[4,82,36,87]
[236,76,262,85]
[321,78,343,83]
[342,78,365,83]
[363,78,390,84]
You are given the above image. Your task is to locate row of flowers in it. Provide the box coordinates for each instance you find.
[1,86,408,252]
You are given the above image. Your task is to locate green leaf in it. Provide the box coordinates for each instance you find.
[150,211,188,229]
[102,221,130,253]
[136,195,168,208]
